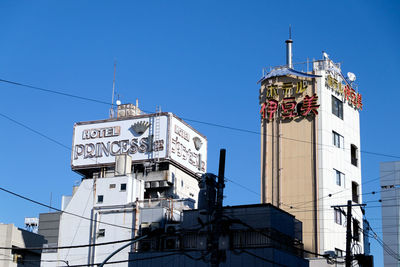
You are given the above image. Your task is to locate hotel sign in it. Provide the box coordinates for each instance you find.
[72,114,207,174]
[326,74,363,110]
[260,79,320,121]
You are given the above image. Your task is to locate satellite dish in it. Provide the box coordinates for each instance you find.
[116,100,121,106]
[347,72,356,82]
[322,51,329,59]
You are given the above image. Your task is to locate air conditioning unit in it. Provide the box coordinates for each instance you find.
[164,237,180,250]
[139,240,152,251]
[151,181,160,188]
[165,224,180,234]
[140,223,151,235]
[159,181,169,187]
[197,236,207,250]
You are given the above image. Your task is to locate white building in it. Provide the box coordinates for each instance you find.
[259,39,364,264]
[40,104,207,266]
[380,161,400,267]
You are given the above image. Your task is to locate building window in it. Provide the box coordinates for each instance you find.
[97,229,105,238]
[351,144,358,166]
[120,183,127,191]
[334,169,345,187]
[352,182,359,203]
[109,184,116,189]
[332,131,344,148]
[335,248,344,258]
[97,195,104,203]
[332,95,343,119]
[353,219,360,241]
[12,252,23,264]
[334,208,342,225]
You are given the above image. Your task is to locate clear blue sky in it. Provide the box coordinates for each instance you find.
[0,1,399,265]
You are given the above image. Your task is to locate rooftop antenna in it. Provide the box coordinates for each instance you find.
[109,61,117,118]
[285,25,293,69]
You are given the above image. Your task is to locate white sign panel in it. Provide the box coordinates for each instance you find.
[170,116,207,174]
[72,115,168,168]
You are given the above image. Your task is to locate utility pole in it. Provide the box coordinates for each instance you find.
[331,201,366,267]
[210,149,226,267]
[346,200,352,267]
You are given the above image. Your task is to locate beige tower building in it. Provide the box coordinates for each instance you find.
[259,39,364,260]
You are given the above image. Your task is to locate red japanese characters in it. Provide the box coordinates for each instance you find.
[260,94,320,121]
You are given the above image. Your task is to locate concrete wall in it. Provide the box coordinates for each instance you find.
[0,224,44,267]
[380,161,400,267]
[260,75,318,253]
[41,176,138,267]
[315,64,363,255]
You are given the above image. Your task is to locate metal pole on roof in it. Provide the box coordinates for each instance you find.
[285,26,293,69]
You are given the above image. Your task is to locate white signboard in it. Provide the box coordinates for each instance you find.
[72,115,168,168]
[71,114,207,174]
[170,116,207,174]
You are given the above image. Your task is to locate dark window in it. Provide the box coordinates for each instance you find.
[335,248,344,258]
[12,252,23,264]
[352,182,359,203]
[332,95,343,119]
[334,208,342,225]
[109,184,116,189]
[353,219,360,241]
[333,131,344,148]
[97,229,105,238]
[97,195,104,203]
[334,169,345,187]
[351,145,358,166]
[120,183,127,191]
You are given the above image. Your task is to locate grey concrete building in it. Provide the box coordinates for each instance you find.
[129,204,309,267]
[380,161,400,267]
[0,223,45,267]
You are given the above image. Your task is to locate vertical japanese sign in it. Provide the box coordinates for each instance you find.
[325,74,363,110]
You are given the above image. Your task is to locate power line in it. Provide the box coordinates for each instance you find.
[0,112,70,151]
[0,109,390,211]
[225,177,260,196]
[1,78,400,160]
[67,252,186,267]
[241,250,287,266]
[0,186,131,230]
[0,78,111,106]
[222,214,328,259]
[0,236,143,251]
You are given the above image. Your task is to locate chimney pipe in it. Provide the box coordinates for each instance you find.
[285,38,293,69]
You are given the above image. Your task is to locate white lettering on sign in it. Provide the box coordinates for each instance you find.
[82,126,120,140]
[74,136,165,160]
[174,125,190,142]
[171,136,205,172]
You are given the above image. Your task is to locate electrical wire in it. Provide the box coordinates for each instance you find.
[0,78,111,106]
[1,78,399,160]
[222,214,329,259]
[67,252,186,267]
[0,236,145,251]
[0,186,131,230]
[241,249,288,266]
